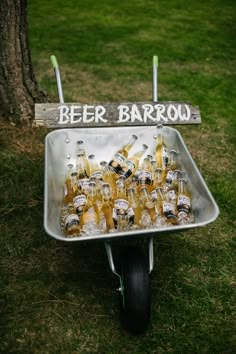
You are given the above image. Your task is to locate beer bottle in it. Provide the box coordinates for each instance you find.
[154,124,169,170]
[88,154,103,182]
[177,179,192,214]
[101,183,116,232]
[76,152,90,179]
[108,134,138,175]
[177,178,194,224]
[63,164,75,205]
[71,171,78,194]
[102,165,117,198]
[156,187,178,225]
[169,149,178,170]
[64,204,80,237]
[113,176,130,230]
[164,149,177,186]
[76,140,90,176]
[72,171,87,217]
[81,181,100,234]
[127,187,143,228]
[76,142,90,193]
[150,168,164,201]
[137,157,153,192]
[151,159,157,180]
[88,154,105,208]
[126,166,140,191]
[140,187,157,224]
[121,144,148,180]
[78,177,90,196]
[61,164,75,229]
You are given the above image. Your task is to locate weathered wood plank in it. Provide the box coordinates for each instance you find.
[33,101,201,128]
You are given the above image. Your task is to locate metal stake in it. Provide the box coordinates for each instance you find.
[152,55,158,103]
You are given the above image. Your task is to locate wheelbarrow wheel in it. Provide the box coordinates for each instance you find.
[120,246,151,334]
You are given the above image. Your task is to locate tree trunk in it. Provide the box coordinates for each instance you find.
[0,0,48,125]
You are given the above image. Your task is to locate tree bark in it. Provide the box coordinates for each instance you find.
[0,0,48,125]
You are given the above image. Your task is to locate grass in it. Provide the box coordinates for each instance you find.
[1,0,236,352]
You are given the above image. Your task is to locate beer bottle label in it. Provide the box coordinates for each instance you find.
[162,202,177,219]
[138,171,152,186]
[73,195,87,215]
[113,199,129,222]
[127,207,135,225]
[177,195,191,213]
[78,178,90,194]
[90,170,103,180]
[126,160,136,171]
[65,214,79,230]
[166,170,174,185]
[108,153,126,174]
[167,189,177,201]
[114,199,129,212]
[121,160,136,178]
[162,147,169,168]
[150,189,157,201]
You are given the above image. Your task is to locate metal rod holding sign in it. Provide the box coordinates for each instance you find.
[50,55,64,104]
[152,55,158,103]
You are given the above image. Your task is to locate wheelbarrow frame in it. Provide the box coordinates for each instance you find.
[34,55,219,334]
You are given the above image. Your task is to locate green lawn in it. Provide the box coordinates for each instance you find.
[0,0,236,352]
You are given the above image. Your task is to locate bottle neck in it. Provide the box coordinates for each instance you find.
[120,134,138,155]
[76,140,86,156]
[102,183,112,202]
[116,178,126,198]
[87,181,97,200]
[153,168,163,186]
[132,144,148,159]
[179,179,187,194]
[141,158,152,172]
[169,150,177,170]
[76,154,89,178]
[156,187,164,201]
[141,187,154,208]
[71,172,78,192]
[88,154,101,175]
[65,178,73,195]
[127,188,136,201]
[155,124,164,145]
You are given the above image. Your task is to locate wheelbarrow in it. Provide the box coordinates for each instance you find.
[34,56,219,334]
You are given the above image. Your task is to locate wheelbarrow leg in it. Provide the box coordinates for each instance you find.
[148,237,154,273]
[104,241,120,278]
[104,237,154,276]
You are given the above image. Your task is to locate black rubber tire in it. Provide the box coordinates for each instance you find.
[120,246,151,334]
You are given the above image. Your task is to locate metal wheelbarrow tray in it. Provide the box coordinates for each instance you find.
[44,125,219,242]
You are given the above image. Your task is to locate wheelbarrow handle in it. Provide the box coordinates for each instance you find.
[50,55,64,104]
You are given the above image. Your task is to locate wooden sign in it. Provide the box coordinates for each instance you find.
[34,101,201,128]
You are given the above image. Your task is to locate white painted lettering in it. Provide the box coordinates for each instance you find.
[142,104,156,122]
[70,105,82,124]
[117,105,130,123]
[58,105,70,124]
[167,104,178,121]
[178,104,191,121]
[95,105,107,123]
[155,104,168,122]
[83,105,95,123]
[131,104,143,122]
